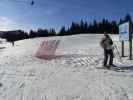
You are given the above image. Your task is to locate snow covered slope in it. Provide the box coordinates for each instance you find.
[0,34,133,100]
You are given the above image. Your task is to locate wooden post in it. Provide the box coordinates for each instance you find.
[129,22,132,60]
[129,39,132,60]
[121,41,124,57]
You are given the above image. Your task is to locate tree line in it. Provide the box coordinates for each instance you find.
[58,14,132,35]
[1,14,132,42]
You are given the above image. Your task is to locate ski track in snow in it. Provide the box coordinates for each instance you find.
[0,34,133,100]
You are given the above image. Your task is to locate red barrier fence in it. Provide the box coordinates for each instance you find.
[35,40,60,60]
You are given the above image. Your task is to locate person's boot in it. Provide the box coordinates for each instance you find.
[107,64,114,69]
[106,65,111,69]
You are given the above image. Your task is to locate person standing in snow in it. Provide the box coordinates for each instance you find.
[100,32,114,69]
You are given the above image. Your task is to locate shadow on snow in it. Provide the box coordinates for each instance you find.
[112,64,133,72]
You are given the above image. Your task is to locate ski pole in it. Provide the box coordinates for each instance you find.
[114,44,121,59]
[114,44,124,63]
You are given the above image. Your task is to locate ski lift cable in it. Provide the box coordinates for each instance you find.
[0,0,57,7]
[1,0,35,5]
[2,0,55,7]
[2,0,28,3]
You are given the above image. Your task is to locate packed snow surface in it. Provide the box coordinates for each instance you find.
[0,34,133,100]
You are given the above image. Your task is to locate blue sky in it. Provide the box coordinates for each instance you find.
[0,0,133,32]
